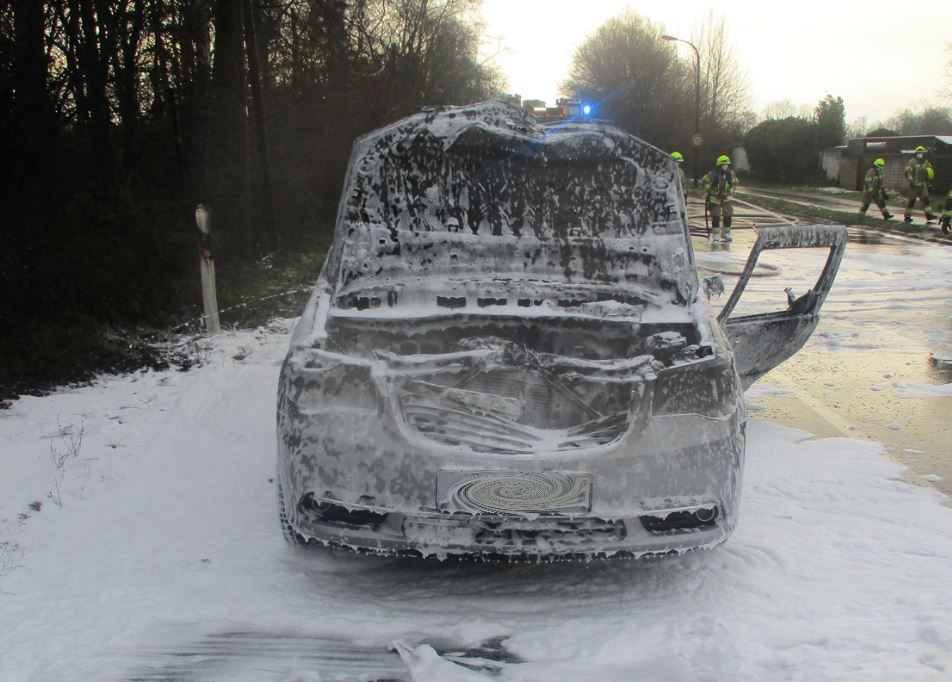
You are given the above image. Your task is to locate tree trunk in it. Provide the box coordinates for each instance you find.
[12,0,53,189]
[77,0,115,188]
[147,0,170,115]
[242,0,277,252]
[212,0,251,254]
[115,0,145,175]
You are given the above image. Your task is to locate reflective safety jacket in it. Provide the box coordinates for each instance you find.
[904,157,933,187]
[703,168,736,205]
[863,167,885,195]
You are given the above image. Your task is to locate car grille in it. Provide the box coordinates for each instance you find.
[403,401,540,453]
[401,380,627,454]
[472,516,626,548]
[404,513,627,551]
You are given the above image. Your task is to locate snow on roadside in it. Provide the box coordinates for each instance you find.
[1,322,951,681]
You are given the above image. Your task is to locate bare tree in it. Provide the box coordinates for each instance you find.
[563,10,692,148]
[944,41,952,97]
[0,0,508,398]
[692,12,749,133]
[12,0,53,183]
[887,105,952,135]
[846,116,867,139]
[762,99,797,120]
[75,0,117,186]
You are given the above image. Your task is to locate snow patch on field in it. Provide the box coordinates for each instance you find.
[2,323,952,681]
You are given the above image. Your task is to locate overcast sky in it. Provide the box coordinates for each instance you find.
[480,0,952,126]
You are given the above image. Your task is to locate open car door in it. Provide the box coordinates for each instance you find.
[718,225,847,389]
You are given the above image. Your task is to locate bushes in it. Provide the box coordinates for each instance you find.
[745,95,846,185]
[745,117,826,185]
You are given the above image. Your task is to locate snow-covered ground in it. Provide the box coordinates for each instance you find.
[2,323,952,681]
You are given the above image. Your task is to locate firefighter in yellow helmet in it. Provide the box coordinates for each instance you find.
[671,151,687,196]
[903,145,936,223]
[859,158,893,220]
[940,188,952,235]
[703,154,736,241]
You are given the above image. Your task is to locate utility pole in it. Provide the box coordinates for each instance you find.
[662,35,702,188]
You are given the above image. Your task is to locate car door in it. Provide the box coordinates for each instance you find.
[717,225,847,389]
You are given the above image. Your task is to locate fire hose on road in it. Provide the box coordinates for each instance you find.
[688,196,799,236]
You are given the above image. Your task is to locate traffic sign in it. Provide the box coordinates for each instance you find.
[691,133,704,147]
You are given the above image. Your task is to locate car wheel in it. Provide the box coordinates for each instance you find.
[276,481,309,546]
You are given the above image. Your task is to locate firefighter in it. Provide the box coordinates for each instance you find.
[859,158,893,220]
[903,145,936,223]
[671,151,687,194]
[703,154,736,241]
[940,188,952,235]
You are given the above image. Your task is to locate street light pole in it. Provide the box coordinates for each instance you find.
[662,35,701,189]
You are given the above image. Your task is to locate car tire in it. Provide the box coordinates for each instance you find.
[277,481,309,546]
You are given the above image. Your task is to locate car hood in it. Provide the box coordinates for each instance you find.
[325,100,697,309]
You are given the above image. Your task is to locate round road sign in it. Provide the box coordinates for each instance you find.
[691,133,704,147]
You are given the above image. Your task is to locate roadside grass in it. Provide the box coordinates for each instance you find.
[0,245,328,406]
[741,179,947,212]
[735,191,951,241]
[740,179,844,193]
[198,248,327,331]
[0,315,174,407]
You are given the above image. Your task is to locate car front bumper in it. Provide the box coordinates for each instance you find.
[284,492,731,560]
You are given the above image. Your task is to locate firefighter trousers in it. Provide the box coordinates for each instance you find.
[708,201,733,231]
[904,185,935,219]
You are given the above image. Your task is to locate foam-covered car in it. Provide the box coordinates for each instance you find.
[275,101,845,559]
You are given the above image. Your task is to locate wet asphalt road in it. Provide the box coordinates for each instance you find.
[694,221,952,498]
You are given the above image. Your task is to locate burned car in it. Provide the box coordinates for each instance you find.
[276,101,845,560]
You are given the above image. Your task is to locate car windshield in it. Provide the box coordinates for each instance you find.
[326,102,697,311]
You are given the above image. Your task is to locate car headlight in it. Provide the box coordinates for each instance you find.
[285,354,378,414]
[651,359,738,418]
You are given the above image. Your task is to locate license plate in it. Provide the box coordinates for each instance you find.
[436,470,592,515]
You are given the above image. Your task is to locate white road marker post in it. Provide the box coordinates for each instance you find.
[195,204,221,334]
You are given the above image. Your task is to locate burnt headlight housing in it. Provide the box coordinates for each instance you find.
[651,359,738,418]
[285,353,378,414]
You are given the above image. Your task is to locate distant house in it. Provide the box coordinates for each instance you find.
[834,135,952,194]
[820,146,846,182]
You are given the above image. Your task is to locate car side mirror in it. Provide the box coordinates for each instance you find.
[702,275,725,301]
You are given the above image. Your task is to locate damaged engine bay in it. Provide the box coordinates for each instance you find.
[276,100,845,560]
